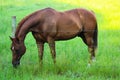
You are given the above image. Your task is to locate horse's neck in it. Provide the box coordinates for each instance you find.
[15,11,39,42]
[16,25,29,42]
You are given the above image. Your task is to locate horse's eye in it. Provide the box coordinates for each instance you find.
[16,50,19,53]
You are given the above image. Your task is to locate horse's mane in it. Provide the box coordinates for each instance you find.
[15,10,40,37]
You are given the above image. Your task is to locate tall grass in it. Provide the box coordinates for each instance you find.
[0,0,120,80]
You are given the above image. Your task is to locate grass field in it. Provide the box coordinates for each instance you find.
[0,0,120,80]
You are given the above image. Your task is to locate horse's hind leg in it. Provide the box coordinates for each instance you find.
[86,37,96,64]
[79,31,97,65]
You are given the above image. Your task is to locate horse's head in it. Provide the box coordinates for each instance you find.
[10,37,26,68]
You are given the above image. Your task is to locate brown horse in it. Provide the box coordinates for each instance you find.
[10,8,98,67]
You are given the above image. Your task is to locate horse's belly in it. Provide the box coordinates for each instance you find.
[55,29,80,40]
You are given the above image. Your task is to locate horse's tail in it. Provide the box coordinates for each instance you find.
[93,23,98,50]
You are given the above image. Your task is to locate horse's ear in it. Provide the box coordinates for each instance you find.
[9,36,13,41]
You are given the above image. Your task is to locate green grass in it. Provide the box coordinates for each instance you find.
[0,0,120,80]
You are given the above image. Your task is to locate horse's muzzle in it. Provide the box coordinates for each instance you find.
[12,61,20,68]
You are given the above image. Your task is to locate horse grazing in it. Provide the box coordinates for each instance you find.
[10,8,98,67]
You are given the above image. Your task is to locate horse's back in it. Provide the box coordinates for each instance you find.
[35,8,81,40]
[31,8,97,41]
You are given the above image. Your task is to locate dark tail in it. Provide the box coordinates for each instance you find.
[93,24,98,49]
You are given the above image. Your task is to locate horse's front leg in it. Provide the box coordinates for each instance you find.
[37,42,44,65]
[47,37,56,64]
